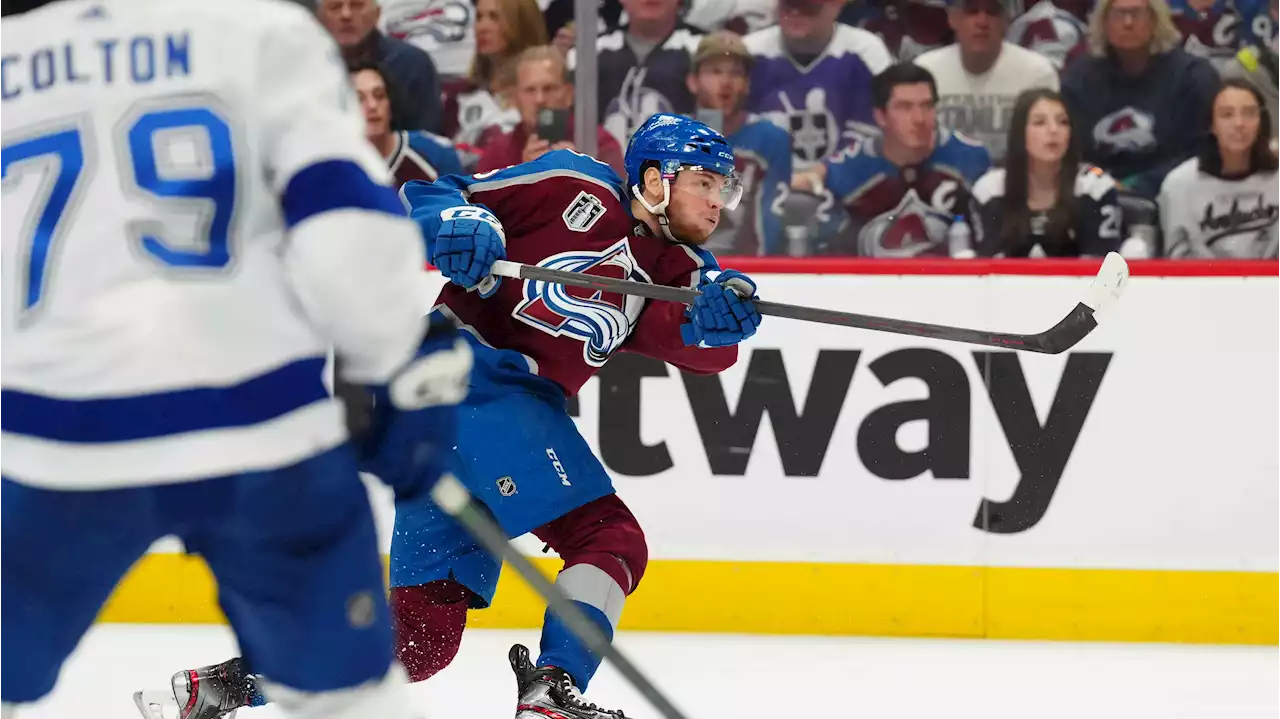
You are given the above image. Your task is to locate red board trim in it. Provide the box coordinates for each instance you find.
[425,259,1278,277]
[716,257,1279,277]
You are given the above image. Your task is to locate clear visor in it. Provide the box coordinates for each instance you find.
[670,165,744,211]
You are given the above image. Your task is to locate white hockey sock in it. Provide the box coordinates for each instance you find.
[260,663,425,719]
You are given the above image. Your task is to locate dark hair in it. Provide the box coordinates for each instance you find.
[1000,88,1082,253]
[871,63,939,110]
[1199,77,1279,177]
[347,61,405,133]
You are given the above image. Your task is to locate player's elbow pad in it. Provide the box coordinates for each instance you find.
[286,212,428,385]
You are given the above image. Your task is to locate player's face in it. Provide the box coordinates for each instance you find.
[621,0,681,25]
[352,69,392,142]
[1104,0,1155,52]
[317,0,381,48]
[1025,98,1072,165]
[876,83,938,154]
[515,59,572,129]
[475,0,510,57]
[778,0,842,42]
[689,58,750,115]
[949,0,1007,57]
[1212,87,1263,158]
[668,170,727,244]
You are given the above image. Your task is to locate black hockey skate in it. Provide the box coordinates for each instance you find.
[510,644,628,719]
[132,657,258,719]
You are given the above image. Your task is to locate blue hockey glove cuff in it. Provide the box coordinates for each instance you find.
[354,315,472,501]
[430,205,507,298]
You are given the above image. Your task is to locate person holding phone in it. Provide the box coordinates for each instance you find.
[475,46,627,176]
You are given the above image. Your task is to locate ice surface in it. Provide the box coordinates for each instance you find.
[16,625,1278,718]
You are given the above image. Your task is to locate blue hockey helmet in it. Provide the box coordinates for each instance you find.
[624,113,744,228]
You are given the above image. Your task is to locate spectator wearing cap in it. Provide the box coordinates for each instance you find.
[475,46,626,177]
[1061,0,1219,199]
[743,0,893,170]
[687,31,794,255]
[316,0,444,134]
[913,0,1059,165]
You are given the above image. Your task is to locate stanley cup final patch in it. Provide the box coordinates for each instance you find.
[563,191,607,233]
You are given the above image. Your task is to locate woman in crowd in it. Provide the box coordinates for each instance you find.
[969,88,1126,257]
[1159,79,1279,258]
[441,0,548,147]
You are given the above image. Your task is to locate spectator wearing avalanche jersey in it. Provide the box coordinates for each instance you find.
[803,63,991,256]
[688,31,794,255]
[1168,0,1239,70]
[1061,0,1220,199]
[1005,0,1090,69]
[914,0,1059,164]
[350,64,464,189]
[569,0,704,148]
[743,0,893,171]
[1159,78,1278,257]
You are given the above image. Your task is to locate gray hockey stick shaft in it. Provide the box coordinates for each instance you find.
[490,253,1129,354]
[430,474,691,719]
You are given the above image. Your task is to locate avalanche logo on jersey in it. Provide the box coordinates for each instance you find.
[384,0,473,44]
[859,188,954,257]
[513,239,652,367]
[1093,108,1157,152]
[1007,0,1088,68]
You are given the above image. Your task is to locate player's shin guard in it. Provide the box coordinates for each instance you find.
[536,563,627,688]
[259,663,423,719]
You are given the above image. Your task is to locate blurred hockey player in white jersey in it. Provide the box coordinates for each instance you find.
[0,2,470,718]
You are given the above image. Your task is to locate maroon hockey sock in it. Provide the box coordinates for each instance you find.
[390,580,472,682]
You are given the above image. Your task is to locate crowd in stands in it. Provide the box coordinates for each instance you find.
[304,0,1278,259]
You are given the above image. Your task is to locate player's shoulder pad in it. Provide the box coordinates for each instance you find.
[1073,164,1119,201]
[468,149,627,202]
[970,169,1008,204]
[405,131,464,175]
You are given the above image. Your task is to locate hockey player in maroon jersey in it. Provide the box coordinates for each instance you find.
[148,114,761,719]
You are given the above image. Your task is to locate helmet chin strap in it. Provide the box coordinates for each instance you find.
[631,179,680,243]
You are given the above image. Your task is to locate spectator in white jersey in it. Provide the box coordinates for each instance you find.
[743,0,893,170]
[970,88,1127,257]
[316,0,444,134]
[914,0,1060,164]
[441,0,546,147]
[688,31,795,255]
[1159,78,1279,257]
[572,0,705,147]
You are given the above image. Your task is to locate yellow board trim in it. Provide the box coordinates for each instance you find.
[97,554,1278,645]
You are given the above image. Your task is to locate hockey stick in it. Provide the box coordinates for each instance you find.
[430,474,691,719]
[490,252,1130,354]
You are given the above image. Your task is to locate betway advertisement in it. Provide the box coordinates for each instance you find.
[390,271,1277,574]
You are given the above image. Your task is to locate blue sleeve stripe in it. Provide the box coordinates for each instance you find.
[2,357,330,444]
[282,159,405,228]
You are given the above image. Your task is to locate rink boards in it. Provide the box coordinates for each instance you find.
[99,259,1279,645]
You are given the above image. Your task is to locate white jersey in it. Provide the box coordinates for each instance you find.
[1,0,427,490]
[1158,157,1279,258]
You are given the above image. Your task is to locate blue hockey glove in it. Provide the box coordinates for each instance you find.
[352,315,472,501]
[430,205,507,298]
[680,269,762,348]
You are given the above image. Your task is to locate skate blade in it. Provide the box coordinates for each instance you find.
[132,689,242,719]
[132,690,175,719]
